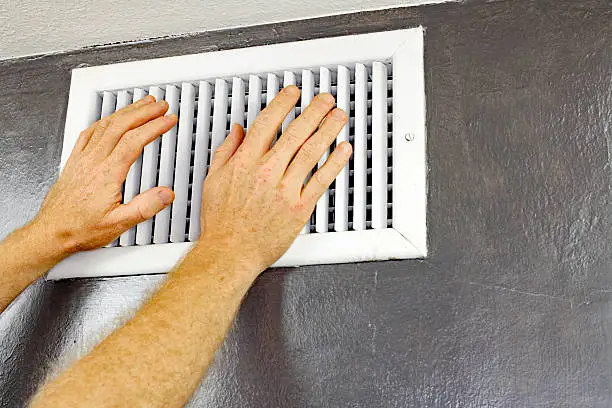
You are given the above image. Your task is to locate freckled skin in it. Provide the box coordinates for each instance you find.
[0,85,351,408]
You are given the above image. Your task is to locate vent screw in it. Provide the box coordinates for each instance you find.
[404,132,415,142]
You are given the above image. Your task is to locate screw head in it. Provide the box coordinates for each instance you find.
[404,132,415,141]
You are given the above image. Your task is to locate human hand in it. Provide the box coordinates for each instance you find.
[196,85,351,274]
[33,96,178,257]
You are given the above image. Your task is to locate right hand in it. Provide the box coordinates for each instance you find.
[196,85,351,274]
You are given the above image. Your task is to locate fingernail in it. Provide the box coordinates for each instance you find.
[158,100,168,108]
[340,142,352,154]
[331,108,347,121]
[143,95,155,103]
[319,93,335,104]
[165,114,178,123]
[158,189,174,205]
[283,85,300,96]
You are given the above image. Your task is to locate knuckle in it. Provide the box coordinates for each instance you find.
[107,115,125,131]
[305,114,322,129]
[295,113,320,132]
[278,179,292,193]
[277,188,300,209]
[300,142,319,160]
[282,125,301,144]
[313,170,328,187]
[229,156,247,172]
[122,128,136,139]
[255,165,273,183]
[125,143,140,160]
[290,201,306,213]
[134,202,148,223]
[316,92,335,105]
[97,116,111,130]
[121,133,141,154]
[256,110,274,126]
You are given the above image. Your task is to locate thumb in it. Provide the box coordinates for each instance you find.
[111,187,175,229]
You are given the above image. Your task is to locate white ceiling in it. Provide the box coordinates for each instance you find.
[0,0,452,60]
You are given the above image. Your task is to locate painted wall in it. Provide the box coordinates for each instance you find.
[0,0,451,60]
[0,0,611,407]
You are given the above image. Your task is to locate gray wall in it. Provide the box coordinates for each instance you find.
[1,0,610,407]
[0,0,453,60]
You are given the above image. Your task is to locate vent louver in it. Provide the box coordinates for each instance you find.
[48,28,427,280]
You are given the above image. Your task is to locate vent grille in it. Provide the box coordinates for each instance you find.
[48,28,426,280]
[97,63,394,247]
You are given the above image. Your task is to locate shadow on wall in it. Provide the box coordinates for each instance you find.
[0,279,84,406]
[188,268,306,407]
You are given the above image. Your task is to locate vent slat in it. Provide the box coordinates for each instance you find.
[315,67,332,233]
[136,86,165,245]
[171,83,195,243]
[230,77,245,127]
[300,69,315,235]
[188,81,213,241]
[210,79,228,157]
[100,91,117,118]
[281,71,296,133]
[371,62,388,229]
[266,73,279,105]
[247,75,262,128]
[120,88,146,246]
[154,85,180,244]
[334,65,350,232]
[353,63,368,231]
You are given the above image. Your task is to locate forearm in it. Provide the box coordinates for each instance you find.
[31,242,260,408]
[0,219,67,312]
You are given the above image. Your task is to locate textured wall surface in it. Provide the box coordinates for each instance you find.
[1,0,611,407]
[0,0,452,60]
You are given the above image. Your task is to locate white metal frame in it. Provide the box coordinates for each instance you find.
[47,27,427,280]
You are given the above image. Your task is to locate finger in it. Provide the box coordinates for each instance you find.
[109,114,178,178]
[86,99,170,157]
[72,122,98,153]
[68,97,156,160]
[282,108,348,188]
[108,186,175,231]
[301,142,352,205]
[209,124,245,172]
[236,85,300,160]
[115,94,156,115]
[265,93,335,173]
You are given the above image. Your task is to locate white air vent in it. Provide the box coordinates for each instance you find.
[47,28,426,280]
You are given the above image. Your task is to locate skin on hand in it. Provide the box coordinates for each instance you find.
[35,96,178,257]
[196,85,351,274]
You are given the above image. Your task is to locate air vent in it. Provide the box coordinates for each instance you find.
[47,28,426,280]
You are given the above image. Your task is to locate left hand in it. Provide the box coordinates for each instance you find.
[33,95,178,257]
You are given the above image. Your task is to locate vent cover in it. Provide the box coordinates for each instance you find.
[48,28,426,280]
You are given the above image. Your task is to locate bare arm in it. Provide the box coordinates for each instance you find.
[0,220,66,311]
[30,85,350,407]
[0,96,177,312]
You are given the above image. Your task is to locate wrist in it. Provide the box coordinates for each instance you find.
[187,237,264,282]
[24,216,74,266]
